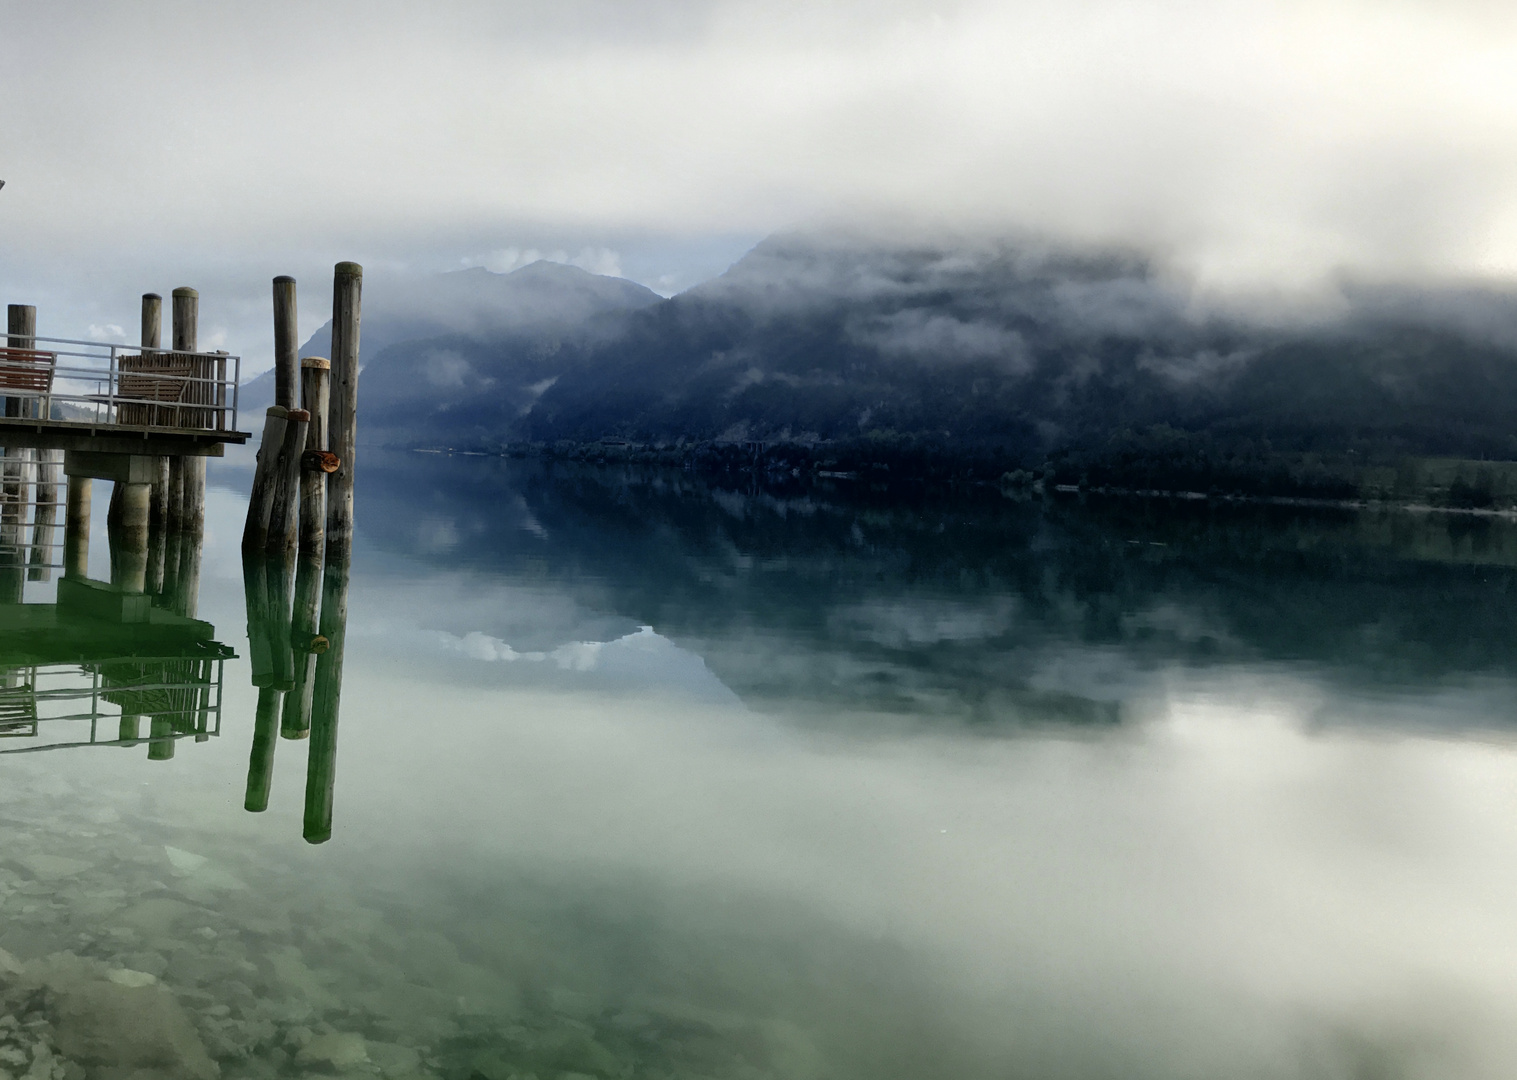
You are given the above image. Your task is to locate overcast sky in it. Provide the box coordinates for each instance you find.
[3,0,1517,364]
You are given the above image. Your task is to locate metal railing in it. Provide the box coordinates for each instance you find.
[0,335,241,433]
[0,656,227,753]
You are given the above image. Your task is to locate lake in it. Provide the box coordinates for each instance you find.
[4,452,1517,1080]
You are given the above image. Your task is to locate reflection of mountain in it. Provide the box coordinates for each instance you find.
[359,453,1517,725]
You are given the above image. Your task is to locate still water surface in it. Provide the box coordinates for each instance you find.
[5,454,1517,1080]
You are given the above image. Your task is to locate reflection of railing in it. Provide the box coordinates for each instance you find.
[0,467,64,573]
[0,655,228,754]
[0,335,240,433]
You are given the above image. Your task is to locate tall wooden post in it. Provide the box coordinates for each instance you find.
[2,307,37,596]
[6,305,36,419]
[29,450,60,582]
[243,407,289,553]
[172,288,205,534]
[273,276,299,410]
[172,287,198,353]
[141,293,162,350]
[264,409,309,559]
[299,357,332,559]
[325,263,361,560]
[143,294,170,535]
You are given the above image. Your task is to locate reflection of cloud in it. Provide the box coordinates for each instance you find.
[434,625,741,704]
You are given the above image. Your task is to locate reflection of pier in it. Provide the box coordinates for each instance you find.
[0,291,238,756]
[0,483,233,755]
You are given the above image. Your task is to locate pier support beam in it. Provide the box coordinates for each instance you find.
[64,475,90,580]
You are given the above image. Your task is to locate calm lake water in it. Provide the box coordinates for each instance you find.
[5,453,1517,1080]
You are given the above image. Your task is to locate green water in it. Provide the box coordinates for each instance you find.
[5,454,1517,1080]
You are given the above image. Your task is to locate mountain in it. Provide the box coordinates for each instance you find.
[237,231,1517,500]
[237,260,662,417]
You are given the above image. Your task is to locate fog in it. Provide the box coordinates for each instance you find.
[4,1,1517,362]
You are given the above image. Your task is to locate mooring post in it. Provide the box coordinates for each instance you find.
[325,263,362,560]
[172,287,198,353]
[6,304,36,418]
[273,276,299,410]
[264,409,310,559]
[28,450,60,582]
[299,357,333,560]
[243,407,290,553]
[182,456,206,534]
[64,475,90,579]
[141,292,162,350]
[142,294,170,533]
[2,305,37,598]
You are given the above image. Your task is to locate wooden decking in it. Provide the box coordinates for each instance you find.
[0,415,249,456]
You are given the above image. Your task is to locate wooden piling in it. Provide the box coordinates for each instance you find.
[325,263,361,560]
[172,287,198,353]
[64,475,90,579]
[243,406,289,553]
[304,557,350,844]
[28,450,60,582]
[182,456,206,533]
[165,457,186,531]
[6,305,36,419]
[110,483,151,594]
[273,276,299,410]
[299,357,332,559]
[141,293,162,350]
[264,409,309,559]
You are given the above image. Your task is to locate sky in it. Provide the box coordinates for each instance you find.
[3,0,1517,367]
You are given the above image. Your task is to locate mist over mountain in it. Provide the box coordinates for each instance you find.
[248,231,1517,499]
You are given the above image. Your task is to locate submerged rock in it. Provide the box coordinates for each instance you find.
[294,1032,368,1072]
[16,956,218,1080]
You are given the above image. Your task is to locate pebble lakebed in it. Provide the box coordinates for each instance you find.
[0,763,826,1080]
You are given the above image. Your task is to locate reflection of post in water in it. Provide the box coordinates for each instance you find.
[304,556,349,844]
[239,264,359,841]
[243,555,295,812]
[281,553,327,740]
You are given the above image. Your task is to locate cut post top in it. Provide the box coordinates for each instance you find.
[172,287,198,299]
[334,262,362,278]
[301,356,330,369]
[274,275,295,284]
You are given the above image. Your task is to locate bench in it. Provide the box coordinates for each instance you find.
[115,352,225,429]
[0,348,56,416]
